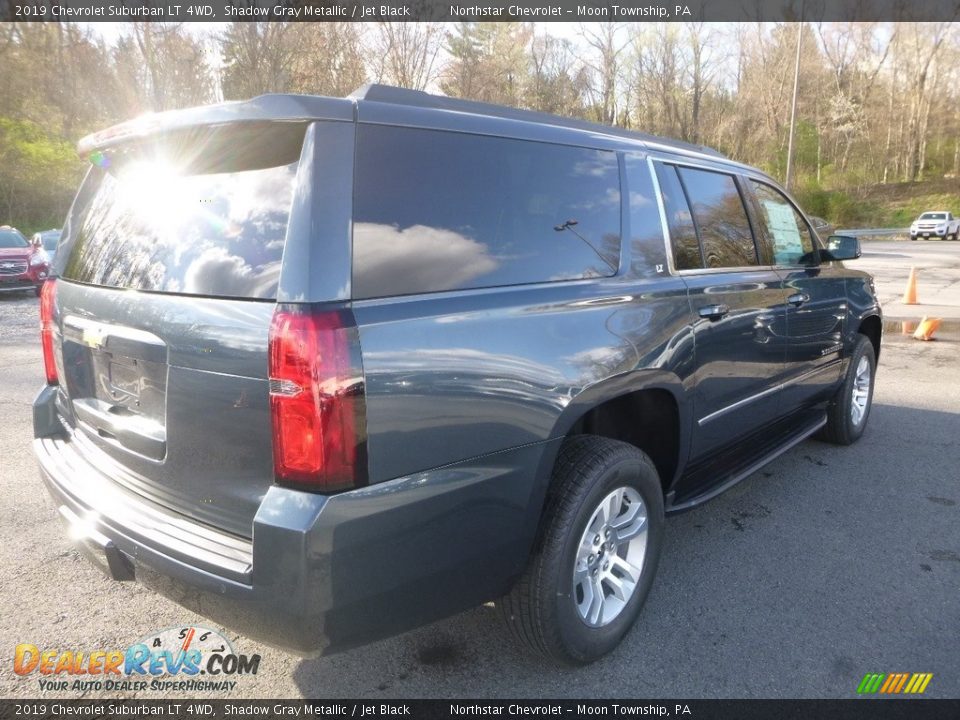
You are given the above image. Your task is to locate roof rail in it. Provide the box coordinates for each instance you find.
[347,83,724,158]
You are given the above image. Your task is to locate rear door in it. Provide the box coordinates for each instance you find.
[652,160,789,463]
[50,122,307,538]
[746,179,845,410]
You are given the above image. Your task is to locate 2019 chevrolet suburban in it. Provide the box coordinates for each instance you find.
[33,85,881,665]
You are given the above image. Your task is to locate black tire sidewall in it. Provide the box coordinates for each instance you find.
[547,444,664,664]
[841,337,876,442]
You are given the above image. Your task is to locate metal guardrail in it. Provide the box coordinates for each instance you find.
[838,228,909,237]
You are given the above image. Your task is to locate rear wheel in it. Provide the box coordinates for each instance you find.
[498,436,664,665]
[820,335,876,445]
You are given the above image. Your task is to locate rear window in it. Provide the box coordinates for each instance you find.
[61,122,305,300]
[352,126,621,299]
[0,229,28,249]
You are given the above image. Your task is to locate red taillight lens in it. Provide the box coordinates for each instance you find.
[268,305,366,491]
[39,279,58,385]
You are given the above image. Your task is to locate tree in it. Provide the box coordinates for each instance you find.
[580,21,629,124]
[219,22,301,99]
[892,23,953,181]
[125,23,214,111]
[527,33,590,117]
[290,24,367,97]
[370,22,442,91]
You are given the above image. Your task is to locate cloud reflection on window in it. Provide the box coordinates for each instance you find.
[353,223,499,297]
[63,162,296,300]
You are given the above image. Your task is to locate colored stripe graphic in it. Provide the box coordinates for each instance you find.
[857,672,933,694]
[857,674,885,694]
[893,673,909,693]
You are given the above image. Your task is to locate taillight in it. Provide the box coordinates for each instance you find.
[39,279,58,385]
[268,305,366,492]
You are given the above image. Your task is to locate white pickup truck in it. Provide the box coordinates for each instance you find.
[909,211,959,240]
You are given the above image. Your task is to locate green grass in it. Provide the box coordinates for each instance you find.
[796,178,960,230]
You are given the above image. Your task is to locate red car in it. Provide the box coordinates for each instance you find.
[0,226,50,296]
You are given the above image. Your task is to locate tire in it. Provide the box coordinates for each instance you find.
[498,435,664,665]
[819,335,876,445]
[34,286,42,297]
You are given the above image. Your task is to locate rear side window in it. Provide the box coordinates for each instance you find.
[654,164,701,271]
[677,167,757,269]
[61,122,305,300]
[352,126,621,299]
[750,181,816,266]
[624,155,669,278]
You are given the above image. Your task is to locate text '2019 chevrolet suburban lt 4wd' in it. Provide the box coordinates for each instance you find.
[34,85,881,665]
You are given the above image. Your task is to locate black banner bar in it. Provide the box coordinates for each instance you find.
[3,0,960,22]
[2,700,960,720]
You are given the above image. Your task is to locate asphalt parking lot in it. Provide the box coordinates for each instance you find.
[1,240,958,699]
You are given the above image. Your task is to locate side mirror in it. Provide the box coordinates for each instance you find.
[825,235,861,261]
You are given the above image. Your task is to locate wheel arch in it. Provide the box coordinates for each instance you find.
[519,371,690,563]
[857,313,882,363]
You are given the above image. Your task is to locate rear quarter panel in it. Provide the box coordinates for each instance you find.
[352,278,694,484]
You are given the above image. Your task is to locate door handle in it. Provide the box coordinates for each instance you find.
[788,293,811,307]
[698,304,730,321]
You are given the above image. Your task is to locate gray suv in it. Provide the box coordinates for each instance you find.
[34,85,881,665]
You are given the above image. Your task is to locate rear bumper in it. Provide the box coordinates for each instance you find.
[36,427,327,655]
[33,385,545,656]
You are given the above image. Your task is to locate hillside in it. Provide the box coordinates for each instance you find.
[798,177,960,230]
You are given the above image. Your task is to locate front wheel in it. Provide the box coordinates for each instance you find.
[498,436,664,665]
[820,335,876,445]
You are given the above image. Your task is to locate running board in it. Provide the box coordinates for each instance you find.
[666,413,827,514]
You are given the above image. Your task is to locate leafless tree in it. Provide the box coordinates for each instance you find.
[370,22,442,91]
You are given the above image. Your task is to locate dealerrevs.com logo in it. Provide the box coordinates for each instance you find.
[14,626,261,693]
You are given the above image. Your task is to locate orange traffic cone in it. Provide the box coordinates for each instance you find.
[903,267,918,305]
[901,320,918,335]
[913,317,941,341]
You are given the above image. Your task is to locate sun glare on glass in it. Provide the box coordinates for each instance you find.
[117,159,190,232]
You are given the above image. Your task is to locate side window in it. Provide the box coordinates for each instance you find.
[625,155,669,278]
[654,163,702,271]
[677,167,758,269]
[749,181,816,266]
[352,126,621,299]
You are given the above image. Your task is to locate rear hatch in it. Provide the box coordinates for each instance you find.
[51,122,307,538]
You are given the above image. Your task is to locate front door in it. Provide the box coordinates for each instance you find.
[651,161,789,464]
[747,180,845,412]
